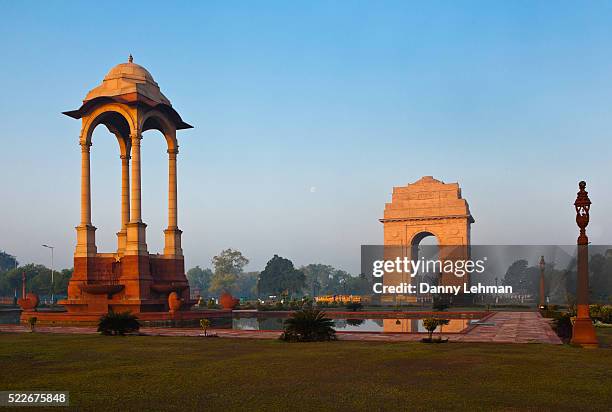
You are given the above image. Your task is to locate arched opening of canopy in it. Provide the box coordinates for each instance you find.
[141,112,177,152]
[141,127,172,254]
[88,112,131,252]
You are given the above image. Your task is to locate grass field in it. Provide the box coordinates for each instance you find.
[0,330,611,411]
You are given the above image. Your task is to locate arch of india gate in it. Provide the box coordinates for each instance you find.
[23,57,198,323]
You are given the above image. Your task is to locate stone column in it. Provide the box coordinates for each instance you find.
[164,147,183,256]
[80,141,92,225]
[121,152,131,227]
[130,134,142,223]
[168,148,178,229]
[75,140,96,257]
[125,132,147,255]
[116,150,130,255]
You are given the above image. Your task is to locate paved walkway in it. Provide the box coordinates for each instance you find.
[457,311,561,344]
[0,312,561,344]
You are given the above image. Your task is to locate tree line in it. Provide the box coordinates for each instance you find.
[502,252,612,303]
[187,249,370,299]
[0,251,72,297]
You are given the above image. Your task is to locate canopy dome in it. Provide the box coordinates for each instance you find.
[63,55,192,130]
[83,55,171,105]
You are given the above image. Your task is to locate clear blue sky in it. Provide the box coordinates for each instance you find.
[1,1,611,273]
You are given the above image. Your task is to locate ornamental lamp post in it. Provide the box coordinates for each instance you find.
[539,256,546,310]
[570,181,598,347]
[42,244,55,304]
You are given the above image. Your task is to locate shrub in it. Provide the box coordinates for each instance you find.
[601,306,612,324]
[590,304,612,324]
[28,316,37,332]
[98,311,140,336]
[345,302,363,312]
[552,312,573,343]
[422,318,450,342]
[200,319,211,336]
[280,308,337,342]
[423,318,439,341]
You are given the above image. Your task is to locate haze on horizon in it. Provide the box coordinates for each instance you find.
[1,1,611,274]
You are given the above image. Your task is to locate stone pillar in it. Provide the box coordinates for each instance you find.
[125,132,147,255]
[164,147,183,256]
[168,148,178,228]
[130,133,142,223]
[80,141,92,226]
[116,151,130,255]
[75,140,96,257]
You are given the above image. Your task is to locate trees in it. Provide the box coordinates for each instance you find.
[301,264,334,295]
[235,271,258,299]
[501,254,612,304]
[186,249,257,298]
[212,249,249,277]
[209,272,239,295]
[186,266,213,296]
[258,255,305,298]
[300,264,369,296]
[0,251,18,272]
[187,253,369,300]
[0,264,72,297]
[589,252,612,302]
[503,259,539,296]
[208,249,249,296]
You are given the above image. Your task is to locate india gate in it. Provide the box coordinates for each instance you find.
[380,176,473,304]
[57,56,193,318]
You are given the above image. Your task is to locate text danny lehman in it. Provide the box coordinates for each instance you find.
[372,282,514,296]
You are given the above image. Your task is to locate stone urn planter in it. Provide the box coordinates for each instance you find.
[168,292,182,313]
[219,292,239,310]
[17,293,39,311]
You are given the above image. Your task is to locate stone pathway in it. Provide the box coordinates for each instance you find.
[0,312,562,344]
[456,311,562,344]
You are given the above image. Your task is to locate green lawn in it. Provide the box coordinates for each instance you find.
[0,331,610,411]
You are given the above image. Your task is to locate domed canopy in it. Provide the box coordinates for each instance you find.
[83,56,170,105]
[63,55,192,130]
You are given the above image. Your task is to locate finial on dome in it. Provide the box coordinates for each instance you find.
[128,54,133,63]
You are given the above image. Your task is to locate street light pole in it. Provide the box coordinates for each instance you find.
[539,256,546,309]
[570,181,597,347]
[42,244,54,304]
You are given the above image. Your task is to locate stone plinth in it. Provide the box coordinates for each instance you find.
[58,253,189,317]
